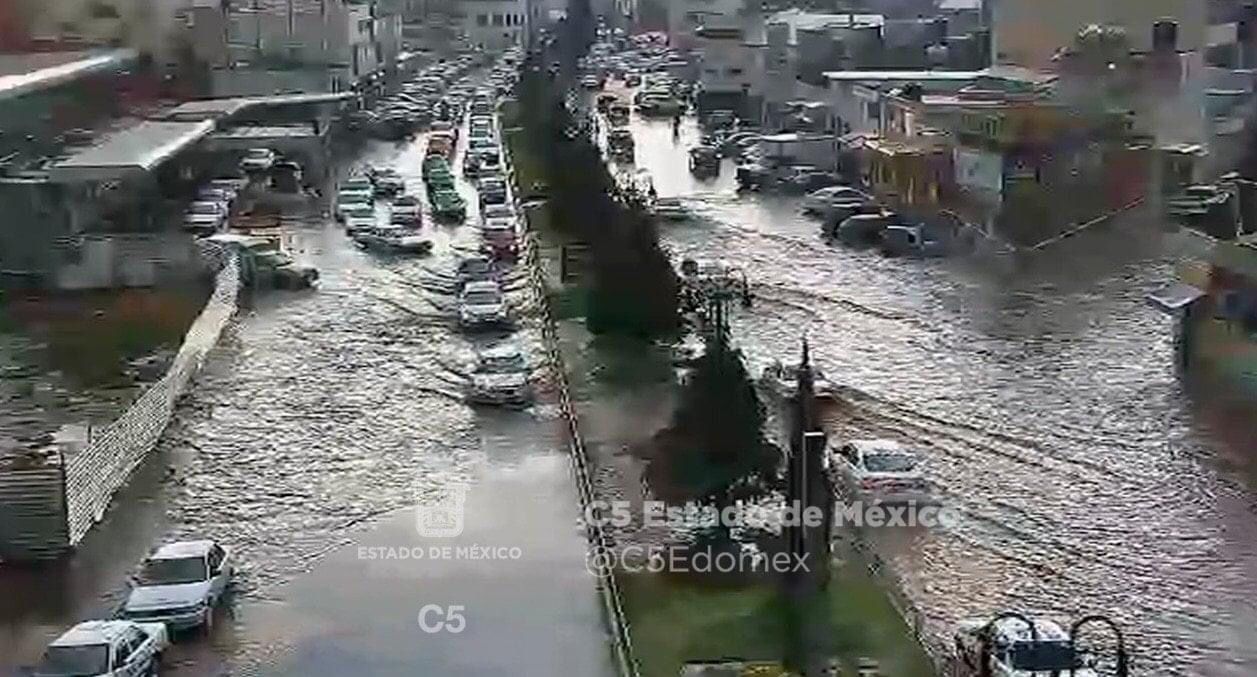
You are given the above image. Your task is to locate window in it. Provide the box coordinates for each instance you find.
[477,14,487,26]
[492,13,504,26]
[728,67,744,76]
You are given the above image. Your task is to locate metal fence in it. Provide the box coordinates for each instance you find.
[506,143,640,677]
[61,255,239,547]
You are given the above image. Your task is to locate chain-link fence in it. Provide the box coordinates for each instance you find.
[63,254,239,546]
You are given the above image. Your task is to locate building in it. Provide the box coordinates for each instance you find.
[693,24,765,119]
[667,0,746,50]
[989,0,1207,68]
[456,0,531,52]
[9,0,194,69]
[188,0,402,96]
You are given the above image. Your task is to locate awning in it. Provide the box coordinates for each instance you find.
[1146,283,1206,314]
[162,92,357,122]
[46,120,216,183]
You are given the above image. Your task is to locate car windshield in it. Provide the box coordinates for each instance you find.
[140,556,208,585]
[463,291,501,305]
[863,453,917,473]
[245,149,271,158]
[189,203,220,215]
[480,353,525,372]
[38,644,110,677]
[1009,641,1082,671]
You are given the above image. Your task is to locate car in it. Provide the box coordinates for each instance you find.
[953,616,1100,677]
[478,178,508,206]
[830,439,933,505]
[196,187,235,210]
[335,189,374,222]
[372,169,405,195]
[468,136,497,152]
[467,344,533,405]
[480,203,517,224]
[802,186,869,214]
[833,212,896,246]
[456,256,496,288]
[480,220,518,259]
[183,201,228,235]
[390,195,423,225]
[35,620,168,677]
[121,540,233,632]
[239,148,277,173]
[342,204,377,235]
[208,177,247,195]
[580,74,602,89]
[257,250,320,289]
[458,280,508,328]
[624,72,642,86]
[271,160,303,193]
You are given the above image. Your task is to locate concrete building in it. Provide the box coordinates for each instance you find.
[7,0,193,68]
[187,0,402,96]
[667,0,746,50]
[456,0,531,52]
[989,0,1207,68]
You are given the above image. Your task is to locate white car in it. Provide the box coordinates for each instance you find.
[122,540,234,632]
[480,203,516,224]
[467,344,533,405]
[458,280,508,328]
[35,620,168,677]
[953,616,1100,677]
[182,201,227,235]
[801,185,868,214]
[342,204,378,235]
[335,190,374,221]
[390,195,423,225]
[239,148,277,173]
[830,439,933,505]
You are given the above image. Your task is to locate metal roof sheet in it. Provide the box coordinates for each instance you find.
[47,120,217,183]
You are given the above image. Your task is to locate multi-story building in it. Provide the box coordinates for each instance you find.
[988,0,1207,68]
[188,0,402,96]
[456,0,531,52]
[7,0,193,69]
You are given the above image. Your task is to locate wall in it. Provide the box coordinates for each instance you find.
[459,0,529,51]
[991,0,1207,68]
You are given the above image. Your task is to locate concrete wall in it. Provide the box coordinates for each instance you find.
[52,234,203,290]
[991,0,1207,68]
[458,0,529,51]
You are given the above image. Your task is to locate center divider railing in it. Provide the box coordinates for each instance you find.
[504,140,641,677]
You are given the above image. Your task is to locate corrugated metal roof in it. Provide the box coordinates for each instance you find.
[0,49,137,103]
[47,120,217,183]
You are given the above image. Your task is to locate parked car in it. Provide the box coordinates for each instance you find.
[880,224,945,258]
[802,186,869,214]
[834,212,896,246]
[342,204,378,235]
[354,225,433,255]
[239,148,277,174]
[830,439,933,505]
[467,344,533,405]
[478,177,508,206]
[390,195,423,225]
[35,620,168,677]
[271,160,303,193]
[335,189,374,222]
[122,540,234,632]
[458,280,508,328]
[183,201,228,235]
[372,169,405,195]
[457,256,496,289]
[480,219,518,260]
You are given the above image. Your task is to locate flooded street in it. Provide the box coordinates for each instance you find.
[625,113,1257,675]
[1,123,612,676]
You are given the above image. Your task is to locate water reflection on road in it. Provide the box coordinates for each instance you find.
[0,124,612,677]
[625,114,1257,675]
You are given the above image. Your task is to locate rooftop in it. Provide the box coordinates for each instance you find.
[51,620,137,647]
[162,92,356,121]
[47,120,217,183]
[0,49,137,103]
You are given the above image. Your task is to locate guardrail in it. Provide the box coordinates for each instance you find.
[504,140,641,677]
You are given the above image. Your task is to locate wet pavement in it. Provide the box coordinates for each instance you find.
[0,114,612,676]
[617,110,1257,675]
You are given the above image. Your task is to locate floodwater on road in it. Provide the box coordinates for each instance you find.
[0,120,612,676]
[621,112,1257,675]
